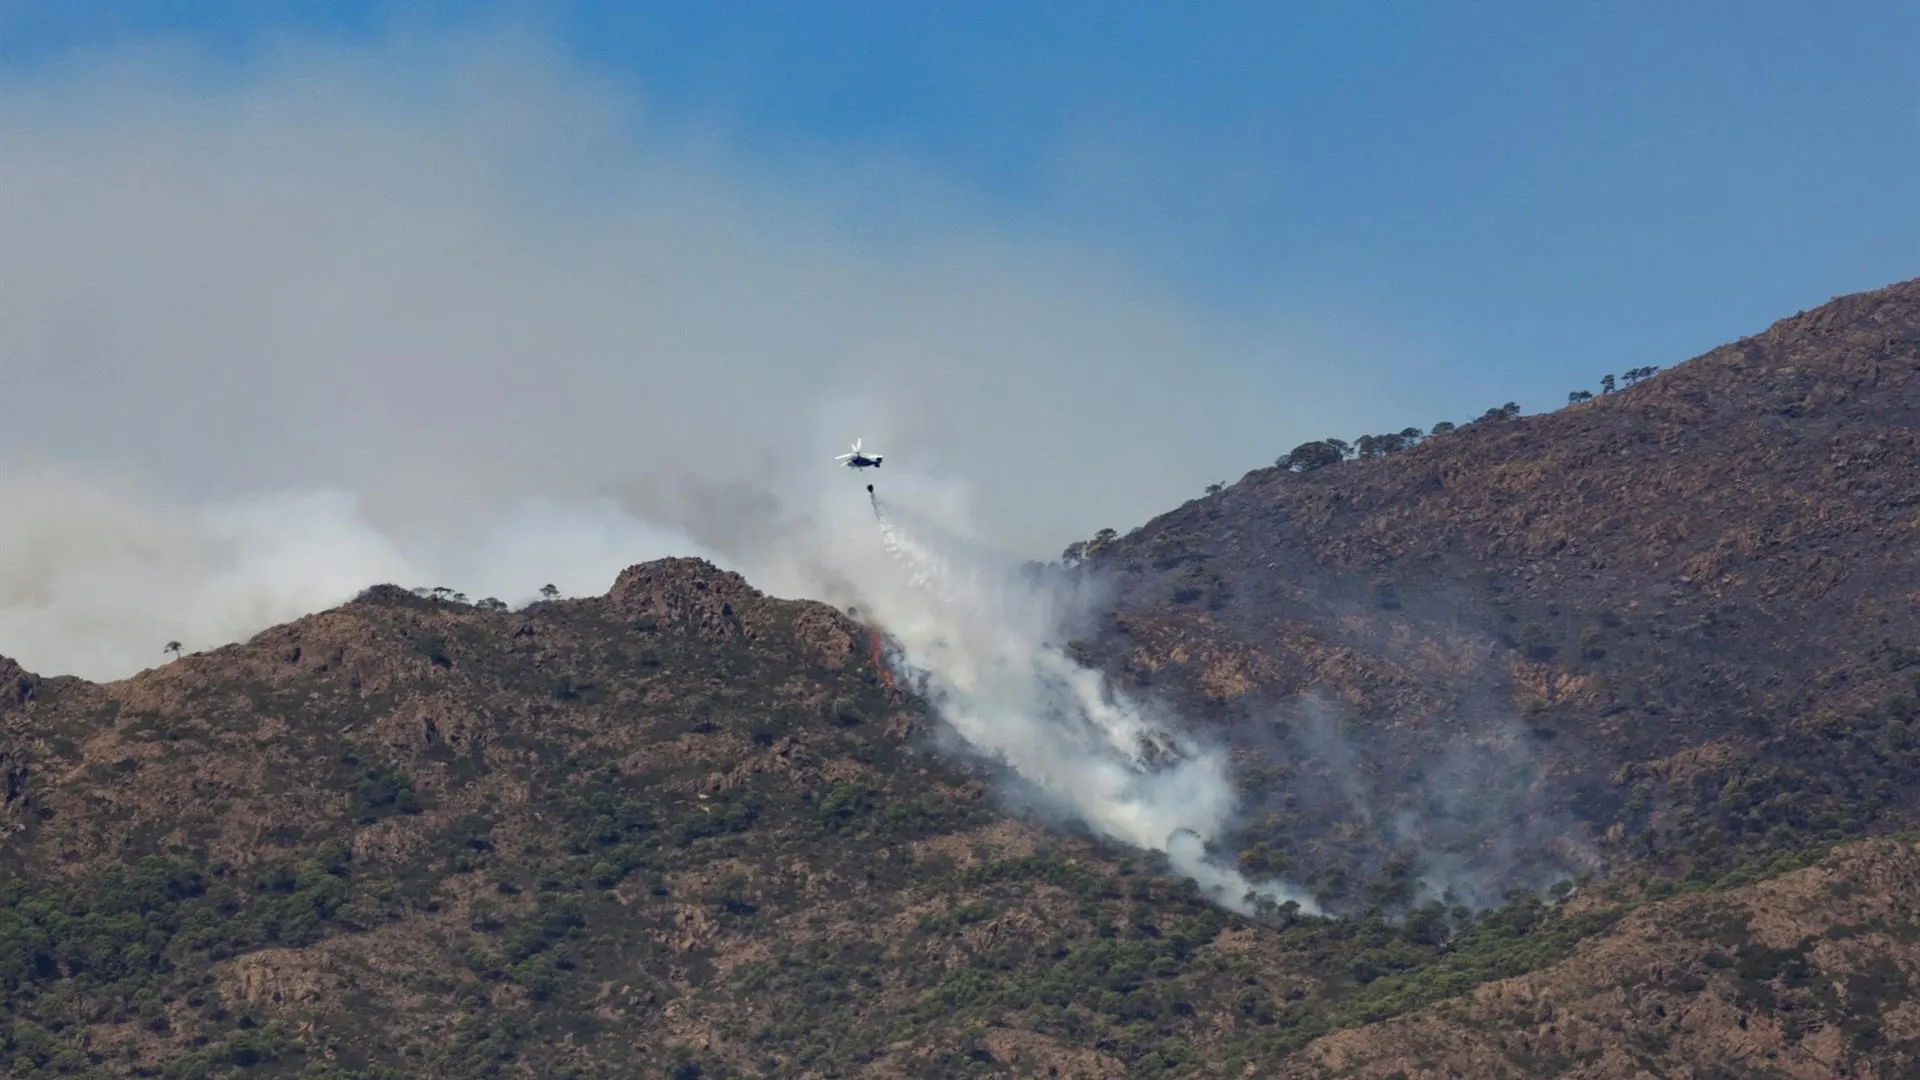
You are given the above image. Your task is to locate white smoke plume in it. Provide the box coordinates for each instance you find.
[0,28,1375,682]
[1,445,1324,916]
[0,459,714,680]
[0,27,1361,916]
[738,475,1320,917]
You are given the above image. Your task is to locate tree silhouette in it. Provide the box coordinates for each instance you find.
[164,641,182,660]
[1281,440,1344,472]
[1568,390,1594,403]
[1600,374,1617,394]
[1357,428,1424,459]
[540,584,560,600]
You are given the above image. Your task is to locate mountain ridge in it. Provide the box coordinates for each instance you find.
[1069,275,1920,905]
[6,276,1920,1078]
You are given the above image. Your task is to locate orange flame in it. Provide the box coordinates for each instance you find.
[868,628,894,688]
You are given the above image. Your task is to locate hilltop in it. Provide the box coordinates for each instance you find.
[1078,276,1920,906]
[6,277,1920,1079]
[0,556,1628,1079]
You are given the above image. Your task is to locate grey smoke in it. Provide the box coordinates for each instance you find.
[747,481,1321,916]
[0,29,1371,682]
[0,27,1436,918]
[1248,691,1598,914]
[0,458,718,679]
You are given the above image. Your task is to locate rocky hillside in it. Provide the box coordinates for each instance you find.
[1279,837,1920,1080]
[8,276,1920,1080]
[1079,276,1920,908]
[0,559,1651,1080]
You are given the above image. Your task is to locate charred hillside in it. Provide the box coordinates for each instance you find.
[1079,276,1920,903]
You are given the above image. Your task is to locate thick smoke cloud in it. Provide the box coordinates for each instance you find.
[0,30,1357,681]
[0,30,1358,910]
[0,459,713,679]
[731,476,1319,915]
[0,461,410,680]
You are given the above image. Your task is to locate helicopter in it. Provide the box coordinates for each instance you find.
[834,437,883,471]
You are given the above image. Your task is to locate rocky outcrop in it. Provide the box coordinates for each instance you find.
[609,557,764,640]
[0,654,37,714]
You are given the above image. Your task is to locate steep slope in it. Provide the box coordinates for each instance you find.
[9,276,1920,1080]
[1079,276,1920,907]
[1281,837,1920,1080]
[0,559,1638,1080]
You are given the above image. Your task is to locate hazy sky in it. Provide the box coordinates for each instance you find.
[5,1,1917,536]
[8,4,1915,403]
[1,2,1916,678]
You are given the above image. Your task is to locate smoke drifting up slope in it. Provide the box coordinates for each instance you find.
[736,474,1319,915]
[0,29,1344,915]
[1263,693,1597,913]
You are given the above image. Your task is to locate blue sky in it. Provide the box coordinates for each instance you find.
[2,1,1917,500]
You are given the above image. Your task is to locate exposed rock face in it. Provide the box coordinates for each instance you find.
[0,654,36,713]
[609,557,765,640]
